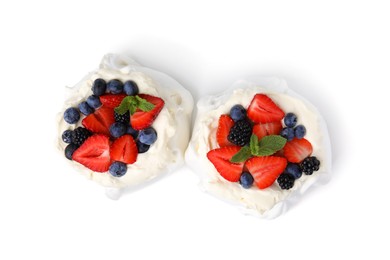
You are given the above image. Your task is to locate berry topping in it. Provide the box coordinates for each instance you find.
[280,127,295,141]
[227,119,252,146]
[72,135,111,172]
[62,130,73,144]
[284,113,297,128]
[216,115,234,147]
[277,173,295,190]
[65,144,78,160]
[109,122,127,138]
[247,94,285,123]
[78,101,94,116]
[114,111,130,124]
[230,104,246,122]
[285,163,302,179]
[110,135,138,164]
[207,146,244,182]
[107,79,124,94]
[252,121,283,140]
[136,140,150,153]
[71,127,92,146]
[130,94,165,130]
[92,78,107,96]
[239,172,254,189]
[300,156,320,175]
[109,161,127,177]
[283,138,313,163]
[124,80,139,96]
[294,125,306,139]
[82,106,115,135]
[86,95,102,109]
[245,156,287,189]
[64,107,80,124]
[138,127,157,145]
[126,125,139,138]
[100,94,127,108]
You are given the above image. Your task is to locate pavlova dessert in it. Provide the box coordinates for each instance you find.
[57,54,193,198]
[186,78,331,218]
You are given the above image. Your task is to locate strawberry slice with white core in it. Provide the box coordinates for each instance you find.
[130,94,164,130]
[283,138,313,163]
[247,94,285,124]
[82,106,115,136]
[207,146,244,182]
[245,156,287,189]
[216,115,235,147]
[252,121,283,140]
[110,135,138,164]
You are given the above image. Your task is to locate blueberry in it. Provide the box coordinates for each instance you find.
[284,113,298,128]
[109,161,127,177]
[294,125,306,139]
[239,172,254,189]
[136,140,150,153]
[65,144,78,160]
[230,104,246,122]
[86,95,102,109]
[123,80,139,96]
[285,163,302,179]
[78,101,94,116]
[64,107,80,124]
[62,130,73,144]
[109,122,127,138]
[280,127,295,141]
[126,125,139,138]
[107,79,123,94]
[138,127,157,145]
[92,78,107,96]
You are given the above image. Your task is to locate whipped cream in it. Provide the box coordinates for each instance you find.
[57,54,193,194]
[185,77,331,218]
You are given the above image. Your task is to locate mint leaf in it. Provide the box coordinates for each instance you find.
[115,96,135,115]
[114,95,155,115]
[255,135,287,156]
[136,96,155,112]
[250,134,260,155]
[230,146,252,163]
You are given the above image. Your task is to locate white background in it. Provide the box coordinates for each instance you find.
[0,0,389,259]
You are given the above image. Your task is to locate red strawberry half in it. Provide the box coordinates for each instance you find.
[207,146,244,182]
[247,94,285,123]
[73,135,111,172]
[216,115,235,147]
[252,121,283,140]
[283,138,313,163]
[100,94,127,108]
[131,94,165,130]
[110,135,138,164]
[245,156,287,189]
[82,106,115,136]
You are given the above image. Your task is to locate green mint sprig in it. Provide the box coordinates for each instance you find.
[115,95,155,115]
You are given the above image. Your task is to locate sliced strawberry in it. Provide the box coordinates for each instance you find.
[73,135,111,172]
[245,156,287,189]
[131,94,165,130]
[110,135,138,164]
[207,146,244,182]
[216,115,235,147]
[247,94,285,123]
[283,138,313,163]
[100,94,127,108]
[253,121,283,140]
[82,106,115,135]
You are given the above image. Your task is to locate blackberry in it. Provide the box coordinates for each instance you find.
[71,127,92,146]
[277,173,295,190]
[114,111,130,124]
[300,156,320,175]
[227,119,252,146]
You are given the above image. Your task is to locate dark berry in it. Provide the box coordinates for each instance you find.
[86,95,102,109]
[294,125,306,139]
[71,127,92,146]
[138,127,157,145]
[277,173,295,190]
[62,130,73,144]
[300,156,320,175]
[136,140,150,153]
[239,172,254,189]
[65,143,78,160]
[123,80,139,96]
[126,125,139,138]
[284,113,297,128]
[92,78,107,96]
[280,127,294,141]
[230,104,246,122]
[109,122,127,138]
[285,163,302,179]
[78,101,94,116]
[109,161,127,177]
[64,107,80,124]
[227,119,252,146]
[114,111,130,124]
[107,79,123,94]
